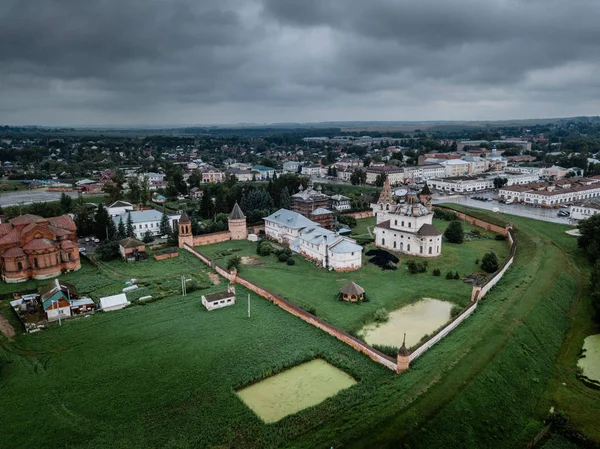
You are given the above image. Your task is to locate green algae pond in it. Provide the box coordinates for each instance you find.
[359,298,454,348]
[578,334,600,386]
[236,359,357,423]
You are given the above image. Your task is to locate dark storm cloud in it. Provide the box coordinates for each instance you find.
[0,0,599,125]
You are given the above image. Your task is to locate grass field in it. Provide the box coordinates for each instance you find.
[0,207,598,448]
[200,218,510,334]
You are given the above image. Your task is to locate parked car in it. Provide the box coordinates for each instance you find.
[85,237,90,242]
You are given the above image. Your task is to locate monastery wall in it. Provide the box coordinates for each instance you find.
[192,231,231,246]
[343,210,373,219]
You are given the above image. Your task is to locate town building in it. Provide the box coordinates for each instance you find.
[283,161,302,173]
[301,164,323,177]
[40,279,76,322]
[202,284,236,311]
[372,179,442,257]
[107,200,134,217]
[199,165,224,184]
[542,165,570,180]
[330,194,351,211]
[189,187,203,199]
[291,184,333,229]
[112,210,181,240]
[252,165,276,180]
[428,172,539,193]
[570,201,600,221]
[499,177,600,207]
[225,168,254,182]
[0,214,80,283]
[264,209,362,271]
[118,237,147,261]
[440,159,471,177]
[403,164,445,182]
[366,165,404,185]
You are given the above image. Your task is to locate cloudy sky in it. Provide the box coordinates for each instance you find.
[1,0,599,126]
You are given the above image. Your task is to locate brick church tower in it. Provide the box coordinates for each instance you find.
[177,211,194,248]
[228,202,247,240]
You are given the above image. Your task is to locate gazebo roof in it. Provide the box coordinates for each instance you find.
[340,281,365,296]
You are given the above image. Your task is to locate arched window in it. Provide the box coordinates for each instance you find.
[382,238,385,246]
[386,204,389,211]
[34,258,38,268]
[393,241,396,248]
[408,222,411,228]
[400,242,404,251]
[429,247,432,255]
[17,261,23,270]
[407,244,411,251]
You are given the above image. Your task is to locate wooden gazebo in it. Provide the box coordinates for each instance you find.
[340,282,365,302]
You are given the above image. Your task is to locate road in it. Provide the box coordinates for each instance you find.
[0,190,81,207]
[434,193,574,225]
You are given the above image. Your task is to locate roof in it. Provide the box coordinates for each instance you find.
[420,183,432,195]
[329,239,363,254]
[47,215,77,231]
[179,211,191,224]
[264,209,317,230]
[112,210,174,226]
[0,223,13,236]
[100,293,129,309]
[1,247,26,258]
[60,240,78,249]
[340,281,365,296]
[108,201,133,208]
[229,202,245,220]
[9,214,45,226]
[330,194,350,201]
[0,229,21,245]
[252,165,275,171]
[23,238,57,251]
[417,224,443,236]
[71,298,95,307]
[203,290,235,302]
[310,207,332,216]
[119,237,145,248]
[40,279,78,302]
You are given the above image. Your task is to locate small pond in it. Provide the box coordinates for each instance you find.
[360,298,453,348]
[236,358,357,423]
[578,334,600,386]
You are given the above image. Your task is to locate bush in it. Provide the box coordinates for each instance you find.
[444,220,464,244]
[450,305,463,318]
[374,308,389,323]
[481,251,499,273]
[371,344,399,358]
[142,230,154,244]
[408,260,428,274]
[226,256,241,271]
[434,209,458,221]
[307,306,317,316]
[433,268,441,276]
[286,257,295,266]
[454,271,460,280]
[278,252,289,263]
[475,258,479,265]
[256,241,272,256]
[446,271,454,280]
[96,240,120,261]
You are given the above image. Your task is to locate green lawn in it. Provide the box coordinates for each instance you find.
[201,218,510,334]
[0,208,598,448]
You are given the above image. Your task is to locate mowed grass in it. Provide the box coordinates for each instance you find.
[200,218,510,333]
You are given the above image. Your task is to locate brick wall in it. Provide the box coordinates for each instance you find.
[153,252,179,261]
[344,210,374,219]
[192,231,232,246]
[433,205,508,235]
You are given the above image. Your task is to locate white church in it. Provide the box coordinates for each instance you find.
[372,179,442,257]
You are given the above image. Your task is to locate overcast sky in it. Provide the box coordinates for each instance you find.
[1,0,599,126]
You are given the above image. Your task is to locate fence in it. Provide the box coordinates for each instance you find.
[183,244,397,371]
[183,206,518,371]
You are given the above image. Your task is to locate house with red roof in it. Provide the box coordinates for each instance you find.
[0,214,81,283]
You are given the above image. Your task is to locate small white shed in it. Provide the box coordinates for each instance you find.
[99,293,130,312]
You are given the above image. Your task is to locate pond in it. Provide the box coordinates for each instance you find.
[360,298,454,348]
[578,334,600,386]
[236,359,357,424]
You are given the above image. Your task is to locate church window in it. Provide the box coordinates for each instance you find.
[420,246,423,254]
[395,220,397,225]
[408,222,411,228]
[68,253,72,261]
[382,238,385,246]
[407,244,410,251]
[17,262,23,270]
[402,221,404,227]
[34,258,38,268]
[429,247,432,255]
[393,241,396,248]
[386,204,389,211]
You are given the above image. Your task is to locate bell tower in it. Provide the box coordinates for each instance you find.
[372,176,394,224]
[419,183,433,212]
[177,211,193,248]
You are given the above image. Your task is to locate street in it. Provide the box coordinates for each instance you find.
[434,193,574,225]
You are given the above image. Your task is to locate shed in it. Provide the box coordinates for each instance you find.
[99,293,130,311]
[118,237,146,260]
[340,282,365,302]
[201,284,236,311]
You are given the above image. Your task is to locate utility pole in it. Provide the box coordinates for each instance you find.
[247,293,250,318]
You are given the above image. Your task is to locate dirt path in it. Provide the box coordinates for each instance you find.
[208,272,221,285]
[0,314,16,339]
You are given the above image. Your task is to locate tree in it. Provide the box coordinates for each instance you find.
[128,176,142,204]
[168,226,179,246]
[227,256,241,271]
[578,214,600,263]
[74,195,93,237]
[94,203,112,240]
[142,230,154,244]
[493,177,509,189]
[444,220,464,244]
[59,192,73,214]
[481,251,499,273]
[117,217,126,239]
[375,173,387,187]
[350,168,367,185]
[103,177,124,203]
[159,213,172,236]
[279,186,291,209]
[96,240,120,261]
[140,176,151,205]
[126,213,134,238]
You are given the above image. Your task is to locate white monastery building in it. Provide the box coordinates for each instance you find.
[112,209,181,240]
[372,179,442,257]
[264,209,363,271]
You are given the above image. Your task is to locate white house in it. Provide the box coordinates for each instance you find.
[99,293,130,311]
[107,200,134,217]
[301,165,323,177]
[372,179,442,257]
[283,161,302,173]
[440,159,471,177]
[201,284,236,311]
[404,164,446,182]
[112,209,181,239]
[570,201,600,221]
[264,209,362,271]
[330,194,351,211]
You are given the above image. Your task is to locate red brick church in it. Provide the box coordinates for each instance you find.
[0,214,81,283]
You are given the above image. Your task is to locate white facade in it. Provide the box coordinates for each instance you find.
[302,165,322,177]
[106,201,134,217]
[570,203,600,221]
[112,210,181,239]
[429,173,539,193]
[264,209,362,271]
[99,293,130,311]
[366,167,404,185]
[440,159,470,177]
[201,286,236,311]
[283,161,302,173]
[499,179,600,206]
[330,194,351,211]
[404,165,445,181]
